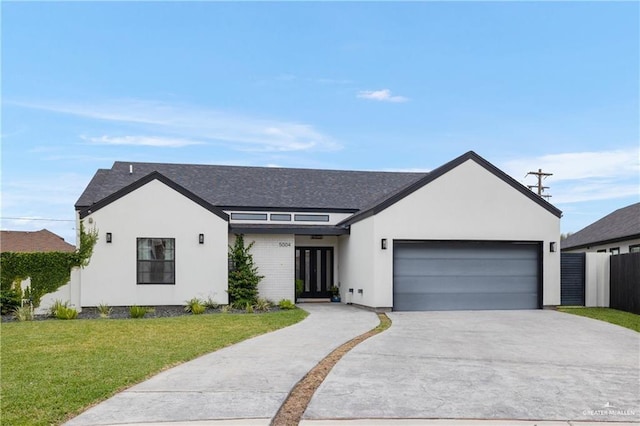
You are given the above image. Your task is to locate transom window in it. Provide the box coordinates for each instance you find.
[231,213,268,221]
[270,213,292,221]
[609,247,620,255]
[137,238,175,284]
[629,244,640,253]
[294,214,330,222]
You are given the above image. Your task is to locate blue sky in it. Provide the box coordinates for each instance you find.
[2,1,638,245]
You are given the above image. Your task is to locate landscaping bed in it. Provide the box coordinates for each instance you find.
[1,304,282,322]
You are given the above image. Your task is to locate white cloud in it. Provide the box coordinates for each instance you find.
[501,147,639,204]
[503,147,639,182]
[82,135,205,148]
[13,99,341,152]
[357,89,409,103]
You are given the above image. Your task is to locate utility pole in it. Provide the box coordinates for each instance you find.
[526,169,553,199]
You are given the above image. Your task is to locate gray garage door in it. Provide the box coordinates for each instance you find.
[393,241,540,311]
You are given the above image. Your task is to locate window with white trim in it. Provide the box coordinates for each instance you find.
[137,238,175,284]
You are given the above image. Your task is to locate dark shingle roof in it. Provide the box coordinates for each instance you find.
[76,161,427,211]
[0,229,76,253]
[561,202,640,250]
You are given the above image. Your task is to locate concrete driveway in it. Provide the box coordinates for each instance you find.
[65,304,379,425]
[305,310,640,423]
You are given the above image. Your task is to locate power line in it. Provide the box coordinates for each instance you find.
[1,217,75,222]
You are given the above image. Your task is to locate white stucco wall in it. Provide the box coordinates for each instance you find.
[79,179,229,307]
[564,238,640,255]
[338,215,375,307]
[585,253,610,307]
[341,159,561,309]
[229,233,295,303]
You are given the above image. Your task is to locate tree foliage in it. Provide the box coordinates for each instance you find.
[228,234,263,306]
[0,223,98,307]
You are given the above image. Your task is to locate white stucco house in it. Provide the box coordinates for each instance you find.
[69,151,562,311]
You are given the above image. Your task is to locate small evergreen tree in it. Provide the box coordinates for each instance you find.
[228,234,263,306]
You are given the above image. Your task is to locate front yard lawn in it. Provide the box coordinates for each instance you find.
[0,309,307,426]
[557,307,639,332]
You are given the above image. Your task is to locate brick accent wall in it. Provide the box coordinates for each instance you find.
[229,234,295,302]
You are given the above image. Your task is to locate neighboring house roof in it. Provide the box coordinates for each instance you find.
[561,202,640,250]
[0,229,75,253]
[76,151,562,226]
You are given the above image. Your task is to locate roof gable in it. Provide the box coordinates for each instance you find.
[0,229,75,253]
[340,151,562,226]
[561,202,640,250]
[77,172,229,221]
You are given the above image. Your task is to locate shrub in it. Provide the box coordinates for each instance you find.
[129,305,148,319]
[231,300,251,310]
[184,298,206,315]
[1,289,21,315]
[228,234,263,306]
[254,298,272,312]
[204,296,219,309]
[13,305,33,321]
[97,303,112,318]
[220,305,231,313]
[278,299,296,310]
[49,299,69,317]
[55,306,78,320]
[245,303,254,314]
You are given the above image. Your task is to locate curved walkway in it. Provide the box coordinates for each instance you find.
[65,304,379,426]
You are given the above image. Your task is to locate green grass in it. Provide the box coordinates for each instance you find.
[557,307,640,332]
[0,309,307,426]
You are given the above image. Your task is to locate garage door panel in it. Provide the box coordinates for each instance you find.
[395,243,537,260]
[393,292,539,311]
[393,241,540,311]
[395,258,538,276]
[394,275,538,294]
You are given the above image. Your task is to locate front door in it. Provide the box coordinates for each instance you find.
[295,247,333,298]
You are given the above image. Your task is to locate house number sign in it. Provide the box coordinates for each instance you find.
[279,242,291,247]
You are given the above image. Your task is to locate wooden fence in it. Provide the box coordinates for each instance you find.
[610,252,640,315]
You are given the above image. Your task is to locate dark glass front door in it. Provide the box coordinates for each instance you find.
[295,247,333,298]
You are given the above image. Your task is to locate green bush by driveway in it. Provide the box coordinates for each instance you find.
[557,307,639,332]
[1,309,307,426]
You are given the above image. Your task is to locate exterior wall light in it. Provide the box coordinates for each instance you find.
[550,242,556,252]
[381,238,387,250]
[106,233,112,243]
[199,233,205,244]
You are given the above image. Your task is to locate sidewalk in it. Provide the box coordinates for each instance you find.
[65,304,379,426]
[72,419,640,426]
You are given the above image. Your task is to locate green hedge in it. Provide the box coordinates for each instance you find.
[0,224,98,307]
